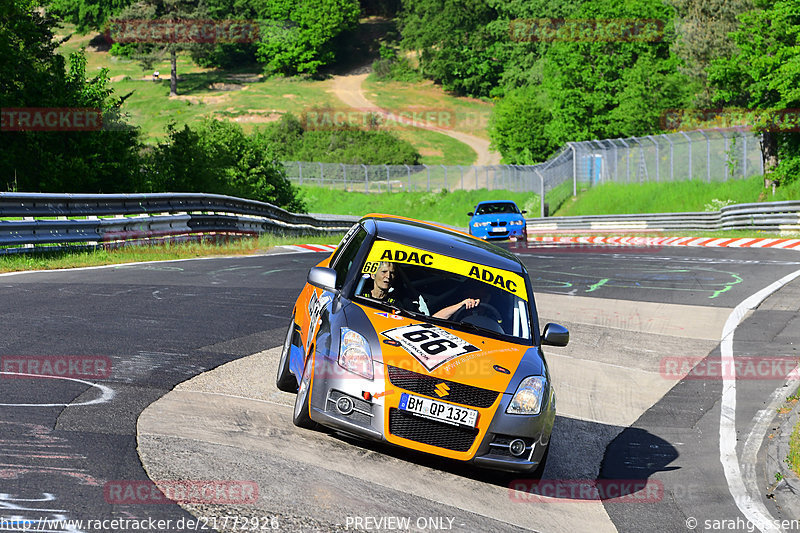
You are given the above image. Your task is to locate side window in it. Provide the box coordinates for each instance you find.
[332,227,367,288]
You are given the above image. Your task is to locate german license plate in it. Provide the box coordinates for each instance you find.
[399,393,478,427]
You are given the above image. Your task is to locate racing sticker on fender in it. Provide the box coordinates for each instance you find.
[381,323,479,371]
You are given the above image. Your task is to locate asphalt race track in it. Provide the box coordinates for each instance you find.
[2,244,800,532]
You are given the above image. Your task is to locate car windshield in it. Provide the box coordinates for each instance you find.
[475,202,519,215]
[352,239,532,342]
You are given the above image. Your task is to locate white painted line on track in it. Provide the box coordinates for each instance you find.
[0,372,115,407]
[719,267,800,533]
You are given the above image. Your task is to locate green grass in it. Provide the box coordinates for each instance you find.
[362,75,494,141]
[0,233,341,273]
[299,186,540,228]
[786,387,800,478]
[554,175,800,217]
[54,24,486,159]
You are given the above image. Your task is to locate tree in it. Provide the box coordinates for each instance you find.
[143,119,306,212]
[254,0,360,75]
[110,0,210,96]
[708,0,800,185]
[538,0,691,146]
[399,0,502,96]
[1,0,142,192]
[48,0,135,33]
[668,0,754,106]
[488,86,556,163]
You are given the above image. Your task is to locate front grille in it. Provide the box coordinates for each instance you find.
[387,366,499,408]
[388,408,478,452]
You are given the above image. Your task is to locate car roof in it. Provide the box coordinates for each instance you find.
[360,214,525,273]
[476,200,519,206]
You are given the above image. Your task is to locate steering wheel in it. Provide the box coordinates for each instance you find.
[452,302,504,331]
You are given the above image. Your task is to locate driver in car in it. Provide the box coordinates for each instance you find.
[360,261,398,304]
[360,261,484,321]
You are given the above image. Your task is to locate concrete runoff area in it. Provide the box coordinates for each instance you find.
[137,295,731,532]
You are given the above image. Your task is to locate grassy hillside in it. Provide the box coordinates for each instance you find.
[554,176,800,216]
[54,24,489,164]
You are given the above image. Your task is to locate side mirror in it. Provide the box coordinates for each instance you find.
[307,266,337,292]
[467,212,474,217]
[521,210,527,214]
[542,323,569,347]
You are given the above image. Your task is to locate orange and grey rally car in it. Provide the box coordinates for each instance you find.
[276,214,568,475]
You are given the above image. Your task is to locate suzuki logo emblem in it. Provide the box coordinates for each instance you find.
[434,383,450,397]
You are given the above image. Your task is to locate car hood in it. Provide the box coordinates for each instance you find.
[356,305,540,393]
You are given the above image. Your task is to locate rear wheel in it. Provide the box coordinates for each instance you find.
[276,317,299,393]
[292,352,318,429]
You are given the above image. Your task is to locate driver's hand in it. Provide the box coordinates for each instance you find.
[463,298,480,310]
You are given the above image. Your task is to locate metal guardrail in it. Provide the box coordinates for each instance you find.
[525,201,800,234]
[0,192,359,254]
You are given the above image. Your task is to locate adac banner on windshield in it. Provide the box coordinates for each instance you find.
[363,240,528,301]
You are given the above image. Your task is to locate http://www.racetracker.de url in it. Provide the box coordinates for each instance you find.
[0,515,281,531]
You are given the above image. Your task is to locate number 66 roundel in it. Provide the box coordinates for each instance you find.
[380,323,479,371]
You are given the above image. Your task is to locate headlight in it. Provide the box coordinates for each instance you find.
[510,220,525,226]
[338,328,374,380]
[507,376,546,415]
[472,221,490,227]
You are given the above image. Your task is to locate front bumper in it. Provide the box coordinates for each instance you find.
[306,355,554,473]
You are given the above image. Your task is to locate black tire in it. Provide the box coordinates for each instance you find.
[292,354,318,429]
[276,318,299,393]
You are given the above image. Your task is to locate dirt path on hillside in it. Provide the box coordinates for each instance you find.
[328,71,501,166]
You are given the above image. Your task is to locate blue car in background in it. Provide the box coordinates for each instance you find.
[468,200,527,241]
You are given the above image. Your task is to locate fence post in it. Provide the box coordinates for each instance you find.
[385,164,390,192]
[441,165,448,191]
[405,164,411,191]
[318,162,324,189]
[426,165,430,192]
[660,134,673,181]
[741,129,747,178]
[535,169,545,218]
[680,131,692,180]
[298,162,303,186]
[618,138,630,182]
[475,166,478,189]
[568,142,577,195]
[363,164,368,193]
[647,135,660,182]
[699,129,711,181]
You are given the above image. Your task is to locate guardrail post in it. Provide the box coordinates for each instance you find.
[385,164,391,192]
[319,162,324,188]
[363,164,369,193]
[441,165,448,190]
[298,162,303,185]
[405,164,411,191]
[474,166,478,189]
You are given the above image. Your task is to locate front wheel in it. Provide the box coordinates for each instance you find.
[276,317,299,393]
[292,354,318,429]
